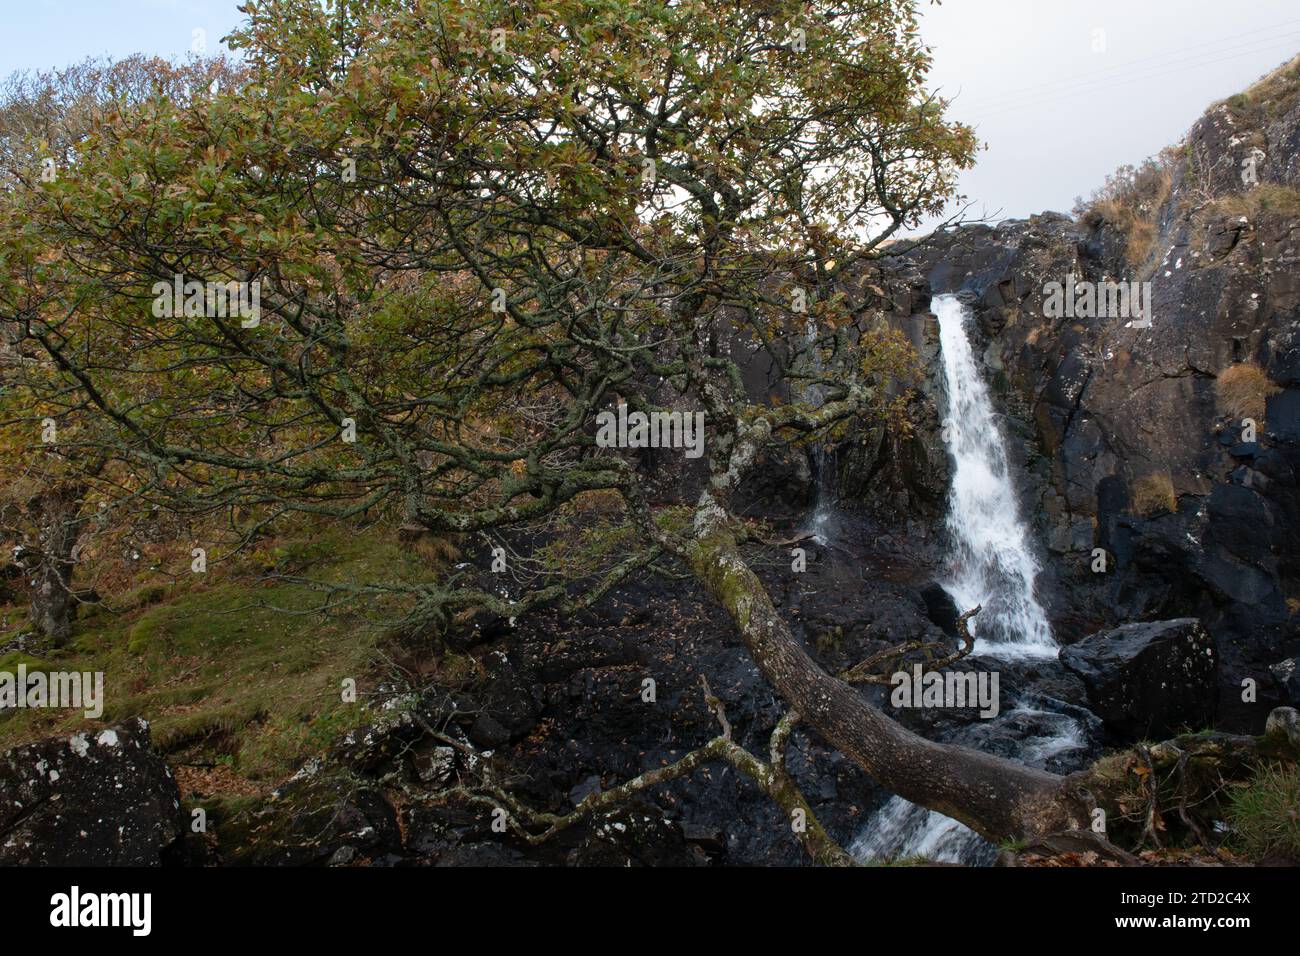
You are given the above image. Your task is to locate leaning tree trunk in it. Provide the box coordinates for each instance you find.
[27,485,87,645]
[685,527,1088,845]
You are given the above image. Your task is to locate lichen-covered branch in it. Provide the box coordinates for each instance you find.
[408,683,855,866]
[840,605,980,685]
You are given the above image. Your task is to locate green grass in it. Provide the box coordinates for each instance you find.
[0,525,439,783]
[1226,763,1300,862]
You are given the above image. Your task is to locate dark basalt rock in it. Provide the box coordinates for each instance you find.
[1060,619,1218,740]
[920,582,960,636]
[215,757,402,866]
[1268,388,1300,443]
[0,716,184,865]
[1272,658,1300,707]
[565,801,701,866]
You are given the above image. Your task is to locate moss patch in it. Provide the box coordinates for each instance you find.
[0,525,441,784]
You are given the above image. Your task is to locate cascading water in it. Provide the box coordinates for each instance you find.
[852,293,1078,865]
[802,318,836,544]
[851,708,1084,865]
[806,441,835,544]
[933,294,1055,656]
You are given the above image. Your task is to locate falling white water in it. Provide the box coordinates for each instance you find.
[802,317,835,544]
[934,294,1055,656]
[850,709,1085,865]
[852,294,1074,865]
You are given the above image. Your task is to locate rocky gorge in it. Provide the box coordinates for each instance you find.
[3,57,1300,869]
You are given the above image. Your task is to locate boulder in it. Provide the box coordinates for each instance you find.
[1271,658,1300,707]
[1060,619,1218,740]
[1264,706,1300,749]
[0,717,184,865]
[215,758,401,866]
[920,583,960,636]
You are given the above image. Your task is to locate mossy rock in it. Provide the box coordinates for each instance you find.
[0,650,57,676]
[211,762,401,865]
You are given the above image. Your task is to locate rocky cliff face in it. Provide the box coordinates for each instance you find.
[885,60,1300,732]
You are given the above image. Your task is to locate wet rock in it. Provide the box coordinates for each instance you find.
[216,758,401,866]
[1264,706,1300,749]
[519,632,635,683]
[1267,388,1300,443]
[568,774,602,807]
[565,803,700,867]
[920,583,960,636]
[328,845,357,866]
[467,714,511,749]
[682,822,725,854]
[1271,658,1300,707]
[434,843,537,866]
[0,717,183,865]
[1060,619,1218,740]
[330,693,423,774]
[413,746,456,786]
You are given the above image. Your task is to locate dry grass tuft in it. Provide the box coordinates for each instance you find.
[1074,153,1175,273]
[1216,362,1280,424]
[1131,471,1177,517]
[1224,55,1300,121]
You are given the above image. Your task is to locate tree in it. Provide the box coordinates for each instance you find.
[0,0,1102,855]
[0,55,242,642]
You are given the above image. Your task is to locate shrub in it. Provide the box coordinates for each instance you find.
[1073,153,1175,272]
[1216,362,1280,423]
[1228,54,1300,120]
[1131,471,1176,516]
[1226,763,1300,862]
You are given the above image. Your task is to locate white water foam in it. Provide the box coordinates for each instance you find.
[850,709,1085,865]
[933,294,1055,656]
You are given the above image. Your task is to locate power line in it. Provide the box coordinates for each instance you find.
[961,38,1300,124]
[953,16,1300,112]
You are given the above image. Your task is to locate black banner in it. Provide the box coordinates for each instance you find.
[0,864,1287,942]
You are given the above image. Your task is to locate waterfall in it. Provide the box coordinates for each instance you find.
[934,294,1055,656]
[802,317,835,543]
[806,443,835,544]
[852,294,1074,865]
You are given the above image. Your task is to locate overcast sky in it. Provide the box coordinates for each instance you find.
[918,0,1300,228]
[5,1,1300,230]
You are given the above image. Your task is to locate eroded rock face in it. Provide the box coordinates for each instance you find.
[0,717,183,865]
[1060,619,1218,740]
[882,86,1300,733]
